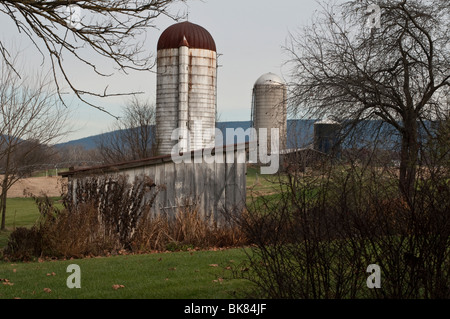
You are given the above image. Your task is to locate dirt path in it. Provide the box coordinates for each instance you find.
[4,176,67,198]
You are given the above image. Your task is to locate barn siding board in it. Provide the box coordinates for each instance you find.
[214,160,226,220]
[156,163,166,215]
[164,162,176,215]
[193,161,205,217]
[225,161,236,213]
[184,163,194,207]
[235,147,247,212]
[174,162,183,208]
[204,162,216,220]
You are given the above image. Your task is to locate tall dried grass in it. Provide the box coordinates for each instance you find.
[132,205,247,252]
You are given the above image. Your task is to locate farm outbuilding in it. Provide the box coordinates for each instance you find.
[280,147,331,173]
[60,143,247,222]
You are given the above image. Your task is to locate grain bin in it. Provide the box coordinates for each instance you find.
[155,21,217,155]
[251,73,287,153]
[313,119,341,155]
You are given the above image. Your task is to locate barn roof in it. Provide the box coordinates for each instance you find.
[59,143,249,177]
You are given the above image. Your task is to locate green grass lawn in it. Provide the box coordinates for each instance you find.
[0,248,253,299]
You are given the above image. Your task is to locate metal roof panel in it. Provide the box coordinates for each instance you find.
[157,21,216,51]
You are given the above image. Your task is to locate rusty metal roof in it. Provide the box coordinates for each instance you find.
[157,21,216,51]
[59,142,249,177]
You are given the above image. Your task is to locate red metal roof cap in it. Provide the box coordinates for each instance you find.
[157,21,216,51]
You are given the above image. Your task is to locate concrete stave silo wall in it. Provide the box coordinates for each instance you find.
[156,47,216,155]
[252,74,287,153]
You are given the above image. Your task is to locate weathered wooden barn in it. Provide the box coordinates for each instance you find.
[60,144,247,221]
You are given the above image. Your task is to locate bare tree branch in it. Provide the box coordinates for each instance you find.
[285,0,450,196]
[0,0,185,116]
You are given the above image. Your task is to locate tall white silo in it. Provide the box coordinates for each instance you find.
[251,73,287,153]
[155,21,217,155]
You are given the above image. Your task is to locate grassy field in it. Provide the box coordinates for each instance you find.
[30,168,69,178]
[0,248,252,299]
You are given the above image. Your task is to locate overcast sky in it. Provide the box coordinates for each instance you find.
[0,0,327,142]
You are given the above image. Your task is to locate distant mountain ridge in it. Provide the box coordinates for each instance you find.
[56,119,421,151]
[56,120,317,150]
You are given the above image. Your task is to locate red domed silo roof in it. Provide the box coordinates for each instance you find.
[157,21,216,51]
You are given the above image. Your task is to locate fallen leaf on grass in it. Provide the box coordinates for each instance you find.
[168,267,176,271]
[209,264,219,267]
[212,277,224,284]
[112,284,125,290]
[1,279,14,286]
[43,288,51,293]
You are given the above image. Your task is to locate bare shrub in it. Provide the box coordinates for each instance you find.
[64,174,158,251]
[3,227,43,262]
[233,152,450,299]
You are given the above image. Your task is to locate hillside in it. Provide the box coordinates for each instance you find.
[56,120,317,151]
[55,119,410,151]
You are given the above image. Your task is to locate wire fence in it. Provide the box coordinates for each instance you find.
[0,161,105,177]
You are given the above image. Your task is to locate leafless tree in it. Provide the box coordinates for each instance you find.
[0,0,184,116]
[285,0,450,197]
[96,97,156,164]
[0,57,69,230]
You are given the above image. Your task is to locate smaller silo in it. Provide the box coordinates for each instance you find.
[252,73,287,153]
[313,119,341,155]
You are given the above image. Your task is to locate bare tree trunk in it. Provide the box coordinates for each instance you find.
[0,178,8,231]
[399,114,419,199]
[1,176,9,231]
[0,149,11,230]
